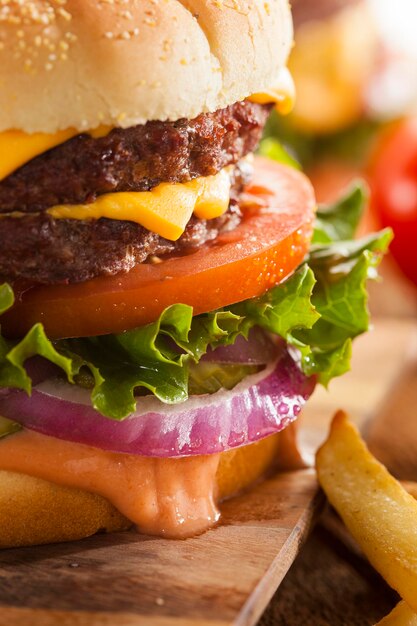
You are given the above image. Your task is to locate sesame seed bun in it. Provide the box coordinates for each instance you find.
[0,0,293,134]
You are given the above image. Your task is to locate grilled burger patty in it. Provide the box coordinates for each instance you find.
[0,101,270,213]
[0,165,247,285]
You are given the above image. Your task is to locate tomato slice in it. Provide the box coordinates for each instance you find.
[3,158,316,339]
[369,119,417,287]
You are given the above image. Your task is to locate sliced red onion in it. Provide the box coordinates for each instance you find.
[0,357,61,396]
[0,350,315,457]
[202,328,281,365]
[24,356,62,385]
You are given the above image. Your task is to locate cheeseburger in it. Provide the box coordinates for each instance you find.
[0,0,389,548]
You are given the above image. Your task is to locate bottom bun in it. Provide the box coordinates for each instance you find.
[0,429,299,548]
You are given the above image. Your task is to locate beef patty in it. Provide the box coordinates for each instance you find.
[0,101,270,213]
[0,163,248,285]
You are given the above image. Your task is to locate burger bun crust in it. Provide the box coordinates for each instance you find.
[0,0,293,133]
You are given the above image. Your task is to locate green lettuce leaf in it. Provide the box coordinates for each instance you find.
[0,284,80,394]
[313,182,367,244]
[258,137,301,170]
[230,228,391,386]
[294,229,393,384]
[231,264,319,342]
[51,307,250,420]
[0,183,392,420]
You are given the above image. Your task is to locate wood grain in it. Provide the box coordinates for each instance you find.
[259,525,398,626]
[0,609,229,626]
[0,470,322,626]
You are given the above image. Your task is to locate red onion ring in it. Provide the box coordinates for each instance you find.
[0,350,315,457]
[0,357,61,396]
[24,356,62,385]
[202,328,281,364]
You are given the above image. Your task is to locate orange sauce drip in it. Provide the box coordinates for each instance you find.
[0,430,220,538]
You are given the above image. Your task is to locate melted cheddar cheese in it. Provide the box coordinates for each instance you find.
[249,67,296,115]
[47,167,232,241]
[0,125,111,181]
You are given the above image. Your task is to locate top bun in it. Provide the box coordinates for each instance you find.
[0,0,293,133]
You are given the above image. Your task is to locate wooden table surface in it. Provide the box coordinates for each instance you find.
[258,259,417,625]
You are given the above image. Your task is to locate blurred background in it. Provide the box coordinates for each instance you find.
[262,0,417,318]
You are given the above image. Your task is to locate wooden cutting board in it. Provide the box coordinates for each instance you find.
[0,318,414,626]
[0,470,322,626]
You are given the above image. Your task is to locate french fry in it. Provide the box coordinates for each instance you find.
[376,601,417,626]
[316,411,417,612]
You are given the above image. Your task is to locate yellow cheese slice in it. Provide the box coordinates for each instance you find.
[0,129,78,181]
[48,168,232,241]
[189,167,232,220]
[0,126,111,181]
[249,67,296,115]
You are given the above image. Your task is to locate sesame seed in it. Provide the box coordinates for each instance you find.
[0,1,80,71]
[57,8,71,21]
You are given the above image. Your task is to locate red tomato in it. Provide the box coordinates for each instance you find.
[3,158,316,339]
[369,118,417,287]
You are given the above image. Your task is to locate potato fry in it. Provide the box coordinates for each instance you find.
[316,411,417,612]
[376,601,417,626]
